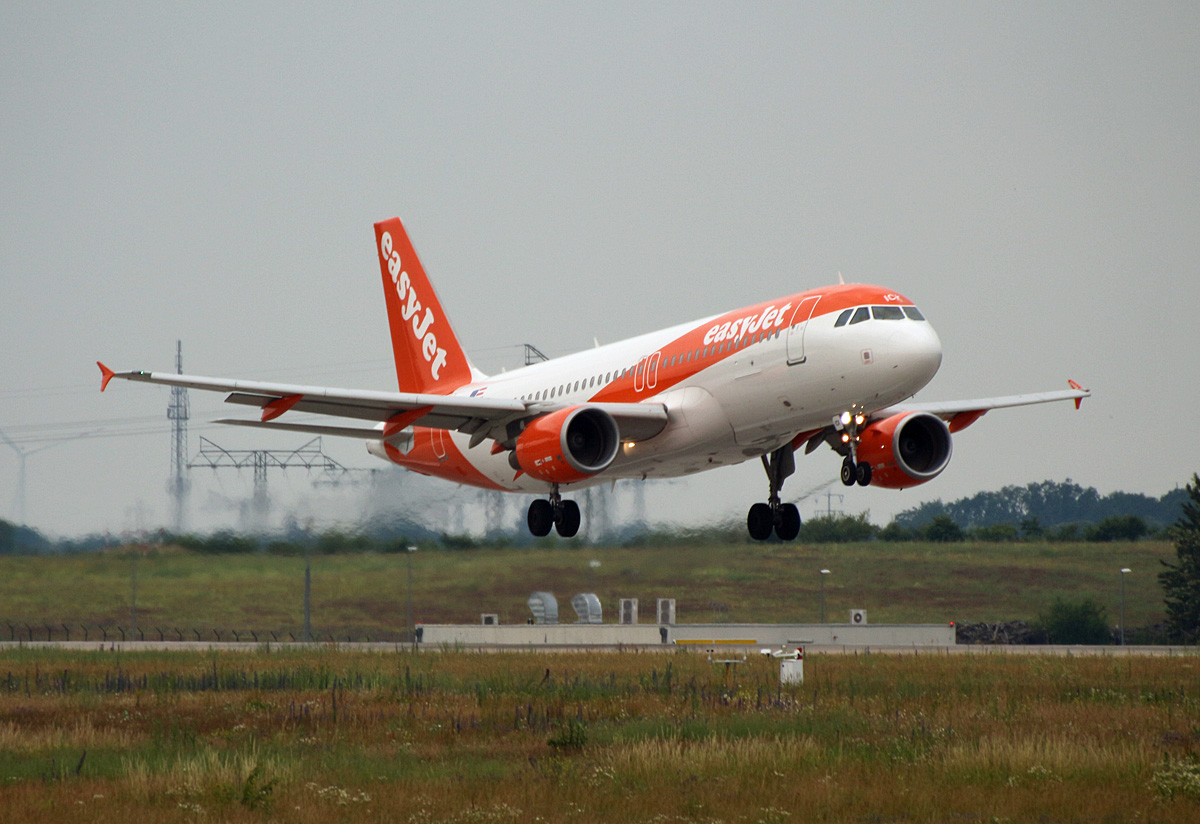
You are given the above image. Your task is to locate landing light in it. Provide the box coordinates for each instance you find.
[854,414,866,426]
[839,411,852,426]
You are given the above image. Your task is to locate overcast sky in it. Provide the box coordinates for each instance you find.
[2,2,1198,538]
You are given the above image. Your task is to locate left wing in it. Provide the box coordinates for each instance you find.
[876,380,1090,432]
[97,364,668,443]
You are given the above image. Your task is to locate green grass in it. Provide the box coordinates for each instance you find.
[0,539,1173,636]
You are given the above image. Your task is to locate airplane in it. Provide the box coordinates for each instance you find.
[98,216,1089,541]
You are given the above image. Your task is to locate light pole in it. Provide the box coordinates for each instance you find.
[819,569,831,623]
[1120,568,1131,645]
[406,545,418,643]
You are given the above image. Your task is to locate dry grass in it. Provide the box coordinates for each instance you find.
[0,648,1197,821]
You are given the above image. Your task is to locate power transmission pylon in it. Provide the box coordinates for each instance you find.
[189,437,349,528]
[523,344,550,365]
[166,340,191,533]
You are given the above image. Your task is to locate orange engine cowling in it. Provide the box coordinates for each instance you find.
[513,406,621,484]
[857,411,952,489]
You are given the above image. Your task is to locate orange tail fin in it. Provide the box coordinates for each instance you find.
[374,218,474,394]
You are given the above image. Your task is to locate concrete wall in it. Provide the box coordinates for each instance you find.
[420,622,956,648]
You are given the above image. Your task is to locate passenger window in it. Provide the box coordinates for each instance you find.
[835,309,853,327]
[849,307,870,325]
[903,306,926,321]
[872,306,905,320]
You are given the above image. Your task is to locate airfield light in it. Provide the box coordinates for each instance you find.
[819,569,831,624]
[1119,568,1131,646]
[406,545,418,646]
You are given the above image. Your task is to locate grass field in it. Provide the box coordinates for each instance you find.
[0,540,1174,638]
[0,646,1197,822]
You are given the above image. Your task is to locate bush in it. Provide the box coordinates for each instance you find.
[1036,597,1111,644]
[971,523,1020,542]
[878,522,913,542]
[796,513,877,543]
[1085,515,1148,542]
[923,515,964,543]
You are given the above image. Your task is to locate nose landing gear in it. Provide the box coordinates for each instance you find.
[746,445,802,541]
[527,485,581,538]
[836,408,873,487]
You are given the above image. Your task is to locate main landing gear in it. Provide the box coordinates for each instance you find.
[527,485,581,538]
[836,408,872,488]
[747,445,802,542]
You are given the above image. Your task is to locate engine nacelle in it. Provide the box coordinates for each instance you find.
[513,406,621,484]
[857,411,952,489]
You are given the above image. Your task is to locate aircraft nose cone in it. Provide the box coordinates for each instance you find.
[888,322,942,388]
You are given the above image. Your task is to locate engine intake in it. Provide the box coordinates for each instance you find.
[514,406,621,484]
[857,411,952,489]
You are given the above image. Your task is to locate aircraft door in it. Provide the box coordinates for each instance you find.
[785,296,822,365]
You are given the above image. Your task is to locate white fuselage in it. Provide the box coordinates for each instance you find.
[367,284,943,493]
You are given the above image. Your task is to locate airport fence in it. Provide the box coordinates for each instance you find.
[0,620,414,644]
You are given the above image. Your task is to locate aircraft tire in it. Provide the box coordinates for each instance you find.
[556,499,581,538]
[776,503,801,541]
[747,503,773,541]
[856,461,872,487]
[840,458,856,486]
[528,499,554,537]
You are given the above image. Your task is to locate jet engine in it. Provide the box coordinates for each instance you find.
[512,406,621,484]
[857,411,952,489]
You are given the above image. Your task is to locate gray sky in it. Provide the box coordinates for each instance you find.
[2,2,1198,538]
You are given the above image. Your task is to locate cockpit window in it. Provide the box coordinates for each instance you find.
[849,306,870,325]
[903,306,926,321]
[872,306,905,320]
[834,309,853,327]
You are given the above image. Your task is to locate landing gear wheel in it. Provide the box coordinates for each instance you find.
[855,461,872,487]
[747,503,773,542]
[840,457,857,487]
[528,499,553,537]
[556,499,581,538]
[776,503,801,541]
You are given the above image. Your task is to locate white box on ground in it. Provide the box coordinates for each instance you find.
[780,658,804,684]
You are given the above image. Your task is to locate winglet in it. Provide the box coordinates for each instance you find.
[97,362,116,392]
[1068,379,1088,410]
